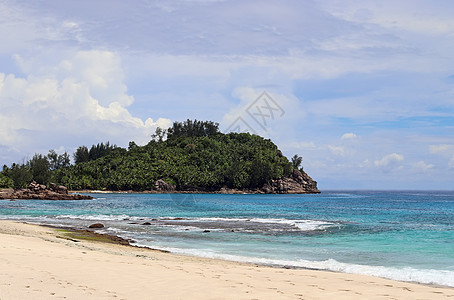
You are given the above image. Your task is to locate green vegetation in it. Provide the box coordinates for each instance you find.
[291,154,303,170]
[73,142,117,164]
[55,229,129,245]
[1,150,70,189]
[1,120,300,191]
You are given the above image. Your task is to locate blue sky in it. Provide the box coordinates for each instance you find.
[0,0,453,189]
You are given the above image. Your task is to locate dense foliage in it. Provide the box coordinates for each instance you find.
[73,142,117,164]
[1,151,70,189]
[1,120,296,191]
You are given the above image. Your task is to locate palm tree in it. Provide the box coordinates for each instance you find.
[291,154,302,169]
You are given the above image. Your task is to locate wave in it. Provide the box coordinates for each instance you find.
[131,242,454,287]
[250,218,336,231]
[55,214,135,221]
[46,215,342,234]
[3,214,453,287]
[166,217,339,232]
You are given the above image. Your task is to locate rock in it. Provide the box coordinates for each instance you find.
[259,169,320,194]
[49,182,57,191]
[154,179,176,192]
[203,230,211,233]
[56,185,68,194]
[0,188,14,199]
[88,223,104,229]
[0,182,93,200]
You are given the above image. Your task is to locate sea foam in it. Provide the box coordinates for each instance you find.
[132,242,454,287]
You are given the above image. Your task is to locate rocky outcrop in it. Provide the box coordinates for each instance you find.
[154,179,176,192]
[149,170,320,194]
[261,169,320,194]
[0,181,93,200]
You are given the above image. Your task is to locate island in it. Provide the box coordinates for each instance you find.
[0,120,320,196]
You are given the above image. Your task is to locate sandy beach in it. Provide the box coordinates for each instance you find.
[0,220,453,299]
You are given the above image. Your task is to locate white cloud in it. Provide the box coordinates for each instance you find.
[429,144,454,169]
[328,145,347,156]
[412,161,434,172]
[374,153,404,167]
[360,159,371,168]
[0,50,171,161]
[221,88,299,136]
[429,144,454,154]
[285,141,317,150]
[341,133,357,140]
[449,156,454,169]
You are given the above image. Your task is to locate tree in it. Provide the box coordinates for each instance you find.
[48,150,71,170]
[29,154,50,184]
[128,141,138,150]
[291,154,302,169]
[10,163,32,189]
[151,127,167,142]
[74,146,89,164]
[166,119,219,140]
[59,152,71,168]
[0,173,13,188]
[37,120,305,192]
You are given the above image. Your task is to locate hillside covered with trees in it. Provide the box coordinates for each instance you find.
[0,120,319,194]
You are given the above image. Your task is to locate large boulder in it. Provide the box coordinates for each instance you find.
[49,182,68,194]
[260,169,320,194]
[0,188,14,199]
[56,185,68,194]
[154,179,176,192]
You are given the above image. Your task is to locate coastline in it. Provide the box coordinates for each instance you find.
[69,189,320,194]
[1,220,453,299]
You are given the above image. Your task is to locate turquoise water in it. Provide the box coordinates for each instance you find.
[1,191,454,286]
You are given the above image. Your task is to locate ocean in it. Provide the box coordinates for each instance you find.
[1,191,453,287]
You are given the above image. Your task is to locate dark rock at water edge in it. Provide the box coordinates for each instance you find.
[0,181,93,200]
[151,170,320,194]
[88,223,104,229]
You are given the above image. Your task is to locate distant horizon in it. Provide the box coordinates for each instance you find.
[320,189,454,192]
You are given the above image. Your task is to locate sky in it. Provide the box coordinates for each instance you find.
[0,0,453,190]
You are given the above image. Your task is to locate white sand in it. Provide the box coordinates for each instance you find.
[1,220,453,299]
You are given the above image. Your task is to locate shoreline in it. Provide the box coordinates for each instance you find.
[46,222,453,289]
[1,220,453,299]
[70,189,321,195]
